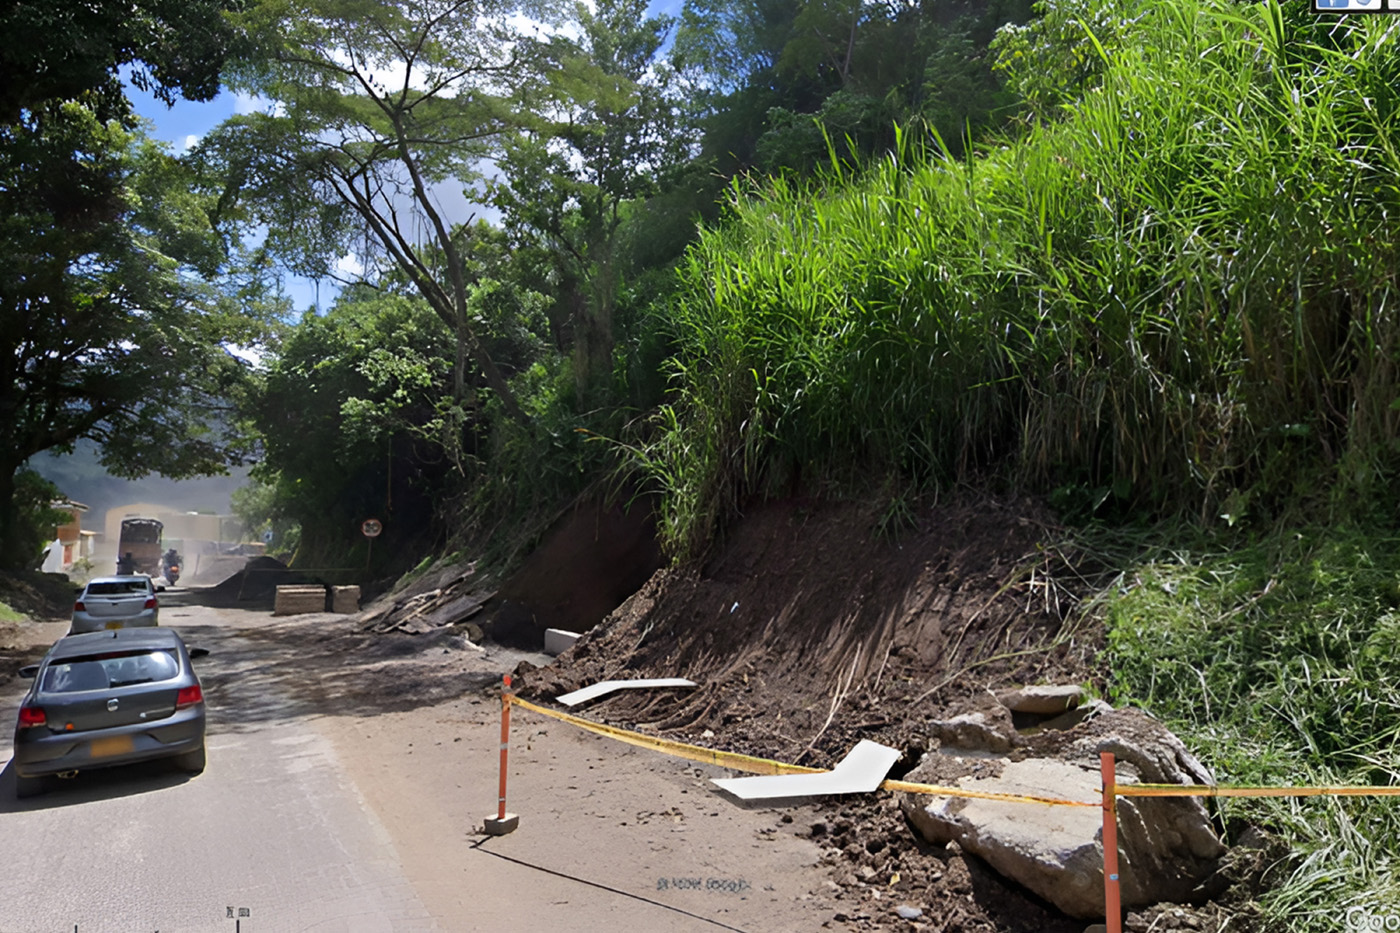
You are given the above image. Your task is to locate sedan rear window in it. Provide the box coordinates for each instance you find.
[42,650,180,692]
[86,581,152,596]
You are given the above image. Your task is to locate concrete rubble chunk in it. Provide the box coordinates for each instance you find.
[900,708,1225,919]
[995,683,1086,715]
[332,585,360,614]
[543,628,582,656]
[928,709,1015,754]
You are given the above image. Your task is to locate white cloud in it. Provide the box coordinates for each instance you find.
[233,91,266,115]
[181,134,201,153]
[335,254,366,278]
[225,343,267,369]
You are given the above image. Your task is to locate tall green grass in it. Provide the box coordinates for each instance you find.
[643,0,1400,557]
[1101,524,1400,929]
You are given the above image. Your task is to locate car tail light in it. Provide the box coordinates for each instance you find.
[176,685,203,709]
[18,705,46,728]
[73,600,85,612]
[144,597,158,610]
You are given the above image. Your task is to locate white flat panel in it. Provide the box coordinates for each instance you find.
[712,739,901,800]
[555,677,698,707]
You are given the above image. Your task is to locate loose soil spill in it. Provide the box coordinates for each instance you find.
[517,494,1116,932]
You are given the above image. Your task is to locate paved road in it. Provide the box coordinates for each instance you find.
[0,597,439,933]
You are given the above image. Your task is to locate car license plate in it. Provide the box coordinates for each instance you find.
[90,735,134,757]
[104,620,124,630]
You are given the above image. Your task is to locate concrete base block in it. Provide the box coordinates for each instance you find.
[332,585,360,614]
[483,813,520,835]
[274,585,326,616]
[543,628,581,656]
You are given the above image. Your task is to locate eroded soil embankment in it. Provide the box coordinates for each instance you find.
[520,495,1107,933]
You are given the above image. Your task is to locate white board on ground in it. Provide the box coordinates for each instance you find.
[712,739,901,800]
[555,677,698,707]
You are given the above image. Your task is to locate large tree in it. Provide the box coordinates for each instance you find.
[0,101,275,569]
[203,0,570,425]
[492,0,687,402]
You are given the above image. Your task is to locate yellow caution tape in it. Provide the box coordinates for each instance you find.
[508,695,1097,808]
[510,696,823,776]
[881,778,1096,807]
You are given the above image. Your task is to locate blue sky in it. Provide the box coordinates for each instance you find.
[128,85,337,314]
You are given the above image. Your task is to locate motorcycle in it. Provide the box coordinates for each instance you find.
[161,552,182,586]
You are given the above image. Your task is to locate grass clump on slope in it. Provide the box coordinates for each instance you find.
[643,0,1400,557]
[1103,524,1400,929]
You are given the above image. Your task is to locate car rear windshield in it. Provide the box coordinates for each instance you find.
[86,581,151,595]
[42,650,180,692]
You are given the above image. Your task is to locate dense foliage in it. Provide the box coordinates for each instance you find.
[1104,524,1400,927]
[642,0,1400,557]
[0,102,274,569]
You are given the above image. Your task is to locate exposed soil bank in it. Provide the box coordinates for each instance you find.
[517,495,1118,932]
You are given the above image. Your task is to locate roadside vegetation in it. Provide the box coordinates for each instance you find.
[1101,524,1400,929]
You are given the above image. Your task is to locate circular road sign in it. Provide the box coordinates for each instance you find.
[361,518,383,538]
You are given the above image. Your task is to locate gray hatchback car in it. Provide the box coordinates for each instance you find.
[11,627,207,797]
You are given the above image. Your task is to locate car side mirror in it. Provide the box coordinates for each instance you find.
[18,665,38,679]
[189,648,210,660]
[156,585,167,593]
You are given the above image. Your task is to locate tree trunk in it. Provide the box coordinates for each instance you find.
[0,461,25,572]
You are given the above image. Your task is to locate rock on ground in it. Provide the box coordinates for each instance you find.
[900,708,1226,919]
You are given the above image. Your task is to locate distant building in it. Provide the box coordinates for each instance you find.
[52,500,97,568]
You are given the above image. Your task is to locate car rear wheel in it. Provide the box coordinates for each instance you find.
[14,774,46,798]
[172,744,206,775]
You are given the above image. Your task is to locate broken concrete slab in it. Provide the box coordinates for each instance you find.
[555,677,698,707]
[902,757,1106,917]
[995,684,1086,715]
[900,708,1225,919]
[713,740,900,801]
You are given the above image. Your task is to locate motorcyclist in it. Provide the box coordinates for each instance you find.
[161,547,182,584]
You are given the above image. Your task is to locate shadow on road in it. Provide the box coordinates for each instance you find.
[0,758,195,814]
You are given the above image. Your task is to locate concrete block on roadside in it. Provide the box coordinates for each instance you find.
[483,812,519,835]
[274,585,327,616]
[543,628,582,656]
[332,585,361,614]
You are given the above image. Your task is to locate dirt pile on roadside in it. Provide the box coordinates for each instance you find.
[524,495,1098,765]
[202,556,323,606]
[516,494,1119,931]
[0,571,76,623]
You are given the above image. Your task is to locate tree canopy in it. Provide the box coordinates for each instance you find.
[0,0,248,122]
[0,101,277,568]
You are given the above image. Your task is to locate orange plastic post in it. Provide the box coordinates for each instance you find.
[498,673,512,821]
[1102,750,1122,933]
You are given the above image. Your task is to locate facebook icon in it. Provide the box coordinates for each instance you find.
[1315,0,1380,9]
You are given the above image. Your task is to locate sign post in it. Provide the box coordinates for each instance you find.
[360,518,382,569]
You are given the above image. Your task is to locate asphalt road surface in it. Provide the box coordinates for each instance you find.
[0,591,847,933]
[0,596,438,933]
